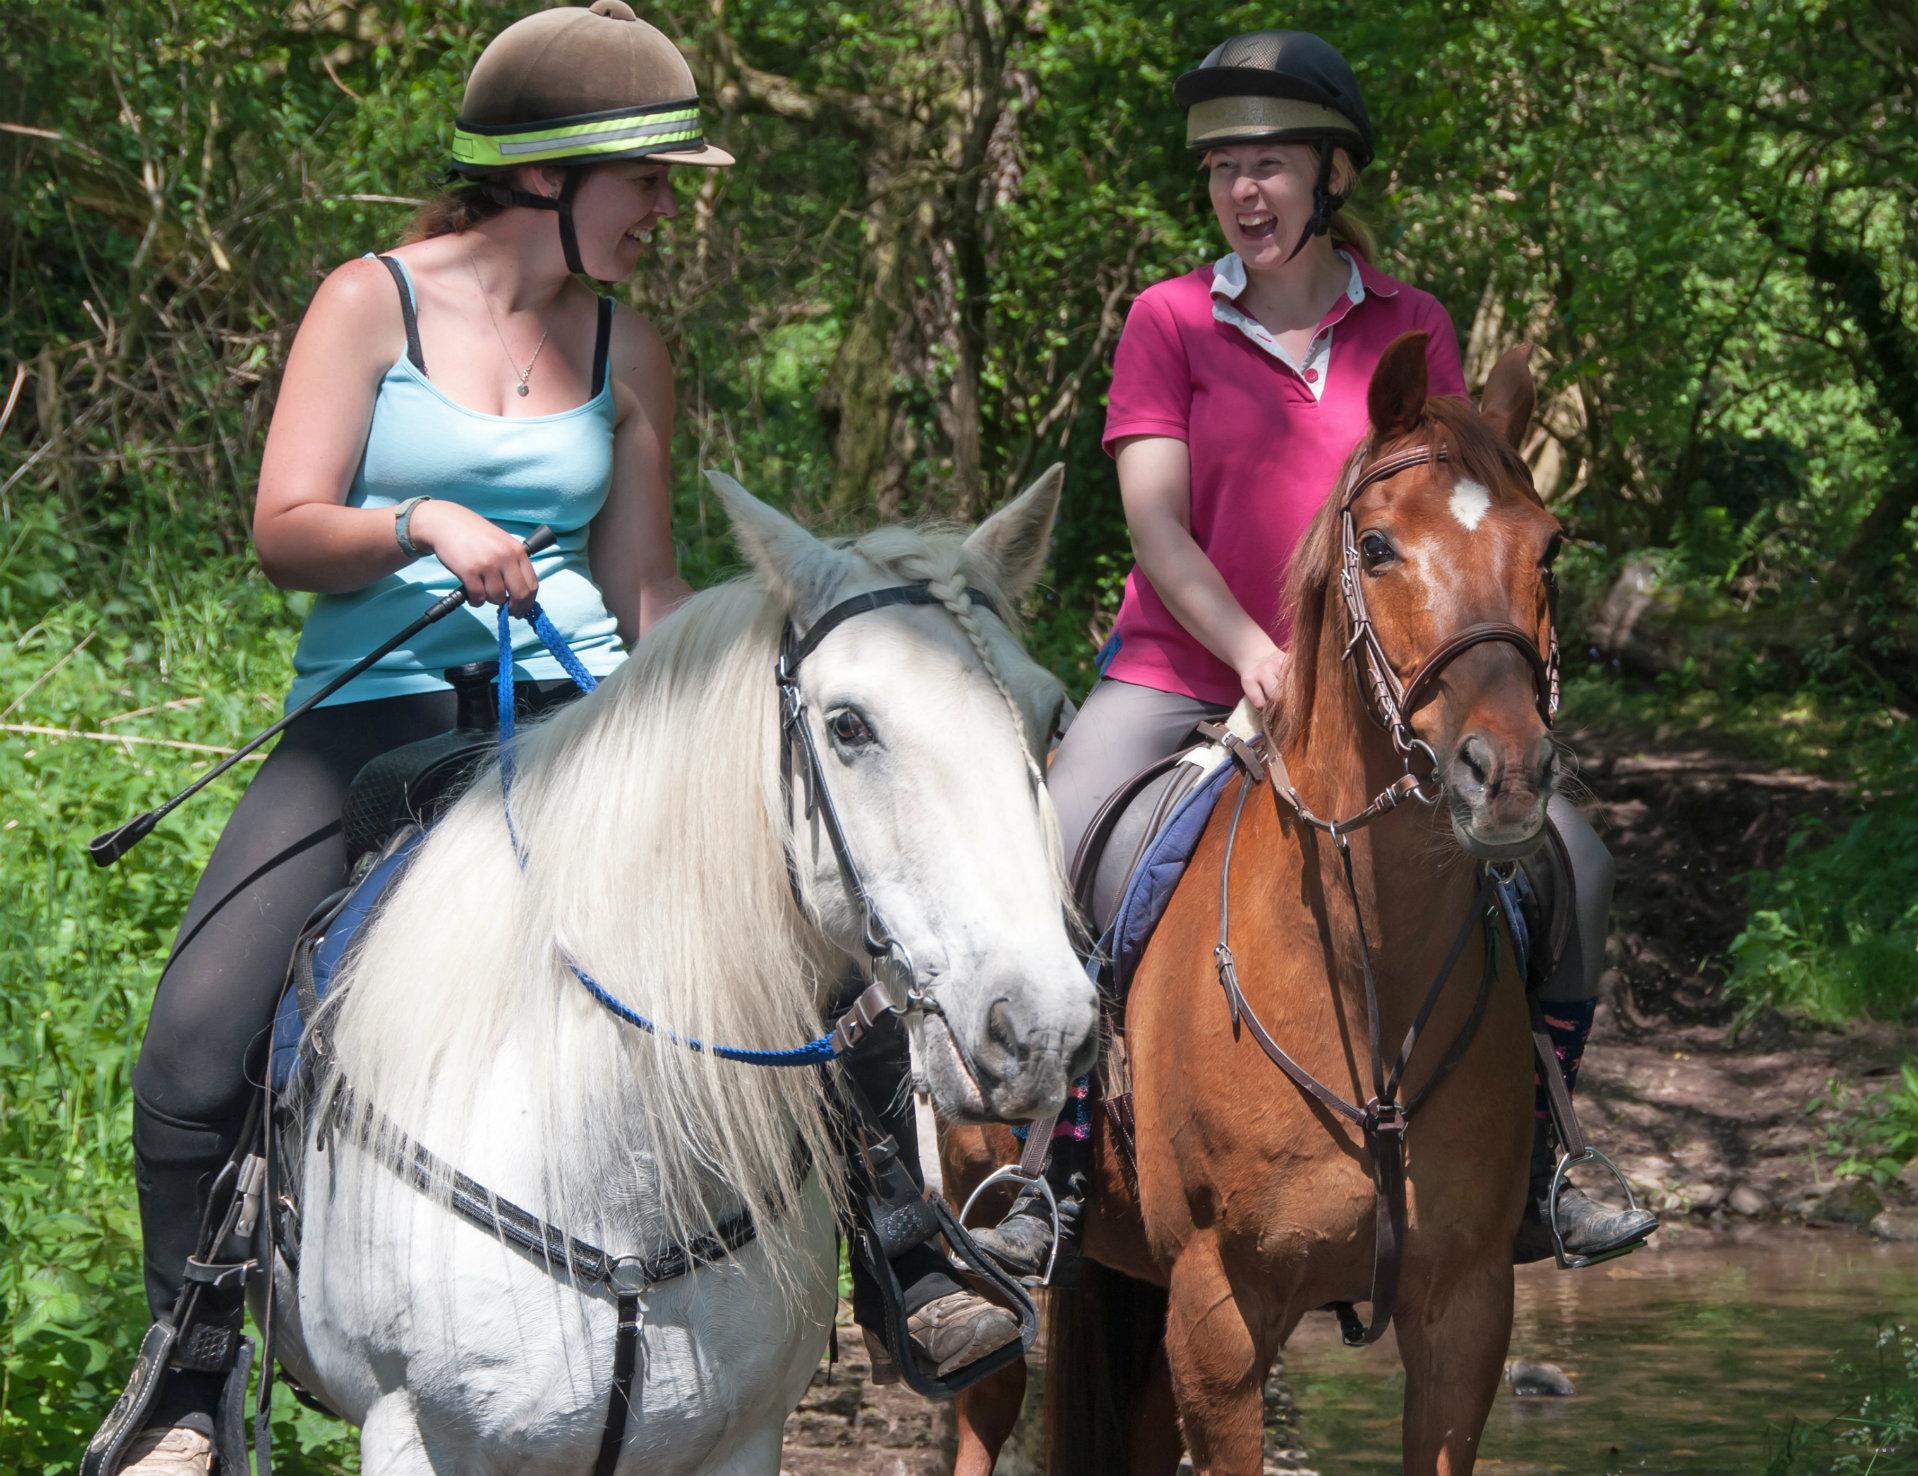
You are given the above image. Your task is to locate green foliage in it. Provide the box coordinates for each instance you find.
[1813,1064,1918,1189]
[0,544,353,1466]
[1727,726,1918,1025]
[1766,1323,1918,1475]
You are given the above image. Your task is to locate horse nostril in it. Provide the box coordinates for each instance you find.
[986,998,1019,1057]
[1457,735,1493,788]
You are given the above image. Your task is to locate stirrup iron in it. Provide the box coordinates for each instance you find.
[1547,1145,1649,1269]
[959,1163,1062,1288]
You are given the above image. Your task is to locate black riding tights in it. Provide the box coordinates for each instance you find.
[131,682,581,1326]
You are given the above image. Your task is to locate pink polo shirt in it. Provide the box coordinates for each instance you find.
[1101,251,1467,705]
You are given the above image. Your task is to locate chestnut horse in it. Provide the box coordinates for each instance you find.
[942,334,1562,1476]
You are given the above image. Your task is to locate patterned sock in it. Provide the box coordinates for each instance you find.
[1534,996,1597,1121]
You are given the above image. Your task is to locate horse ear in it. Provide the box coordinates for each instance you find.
[963,463,1063,603]
[1479,343,1536,451]
[1367,331,1429,440]
[705,470,851,619]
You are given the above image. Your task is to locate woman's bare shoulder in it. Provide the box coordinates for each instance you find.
[300,256,406,338]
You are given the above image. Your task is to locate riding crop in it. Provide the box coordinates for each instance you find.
[87,524,557,867]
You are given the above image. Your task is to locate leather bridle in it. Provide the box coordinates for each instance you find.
[1336,444,1560,812]
[773,581,1044,1073]
[1209,440,1567,1346]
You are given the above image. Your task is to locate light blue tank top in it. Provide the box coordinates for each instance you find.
[284,254,627,711]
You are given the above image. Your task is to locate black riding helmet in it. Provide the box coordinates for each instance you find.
[1175,31,1372,264]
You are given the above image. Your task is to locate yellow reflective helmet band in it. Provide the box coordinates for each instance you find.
[452,103,703,168]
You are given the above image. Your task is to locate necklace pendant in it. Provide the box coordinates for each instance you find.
[516,383,530,397]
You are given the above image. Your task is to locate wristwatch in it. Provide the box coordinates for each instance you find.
[394,496,432,559]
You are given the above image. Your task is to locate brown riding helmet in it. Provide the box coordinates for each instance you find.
[452,0,732,172]
[450,2,731,278]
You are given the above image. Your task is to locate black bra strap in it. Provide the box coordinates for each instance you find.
[591,295,613,394]
[375,255,426,374]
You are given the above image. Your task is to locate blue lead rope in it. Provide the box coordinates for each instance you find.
[494,603,843,1068]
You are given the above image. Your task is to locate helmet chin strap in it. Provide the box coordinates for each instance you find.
[1280,141,1349,265]
[479,169,611,282]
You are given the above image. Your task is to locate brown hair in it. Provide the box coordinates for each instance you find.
[1322,144,1374,260]
[403,180,511,244]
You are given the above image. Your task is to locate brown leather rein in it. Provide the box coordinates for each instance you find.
[1211,441,1561,1347]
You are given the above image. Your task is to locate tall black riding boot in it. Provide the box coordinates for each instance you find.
[837,1009,1021,1386]
[130,1096,244,1429]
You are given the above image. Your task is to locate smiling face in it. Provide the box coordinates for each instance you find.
[1203,140,1353,271]
[522,159,678,280]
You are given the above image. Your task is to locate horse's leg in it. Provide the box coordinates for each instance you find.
[1128,1335,1185,1476]
[705,1418,787,1476]
[953,1360,1025,1476]
[1161,1235,1267,1476]
[1395,1260,1514,1476]
[359,1392,446,1476]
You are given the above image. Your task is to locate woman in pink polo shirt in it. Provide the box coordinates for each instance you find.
[976,29,1657,1283]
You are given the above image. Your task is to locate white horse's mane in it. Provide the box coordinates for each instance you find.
[313,518,1046,1297]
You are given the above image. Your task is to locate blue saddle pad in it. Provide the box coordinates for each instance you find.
[269,828,427,1093]
[1096,755,1240,999]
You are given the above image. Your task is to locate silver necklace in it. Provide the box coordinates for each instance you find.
[466,250,551,397]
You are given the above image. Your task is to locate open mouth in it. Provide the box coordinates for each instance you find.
[621,224,653,245]
[1237,211,1279,243]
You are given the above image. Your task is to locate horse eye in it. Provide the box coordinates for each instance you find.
[827,709,874,747]
[1359,531,1396,568]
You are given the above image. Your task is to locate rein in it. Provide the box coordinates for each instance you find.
[1211,440,1557,1347]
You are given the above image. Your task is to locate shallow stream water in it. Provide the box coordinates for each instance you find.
[1277,1225,1918,1474]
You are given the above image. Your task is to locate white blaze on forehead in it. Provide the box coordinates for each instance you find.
[1449,477,1493,532]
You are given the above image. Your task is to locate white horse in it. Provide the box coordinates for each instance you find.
[260,469,1098,1474]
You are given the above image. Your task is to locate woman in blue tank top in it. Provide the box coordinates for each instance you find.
[115,9,731,1468]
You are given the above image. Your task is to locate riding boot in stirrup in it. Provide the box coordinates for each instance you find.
[968,1168,1087,1289]
[1514,1119,1659,1265]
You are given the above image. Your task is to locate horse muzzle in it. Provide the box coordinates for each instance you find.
[1444,729,1555,861]
[919,975,1099,1125]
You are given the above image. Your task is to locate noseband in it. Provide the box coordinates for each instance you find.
[1337,444,1560,798]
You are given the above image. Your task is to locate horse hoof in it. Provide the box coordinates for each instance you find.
[1506,1358,1576,1396]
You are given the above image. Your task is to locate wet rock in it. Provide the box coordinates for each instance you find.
[1679,1180,1728,1213]
[1811,1179,1884,1226]
[1898,1158,1918,1197]
[1727,1184,1772,1218]
[1506,1358,1577,1397]
[1870,1208,1918,1243]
